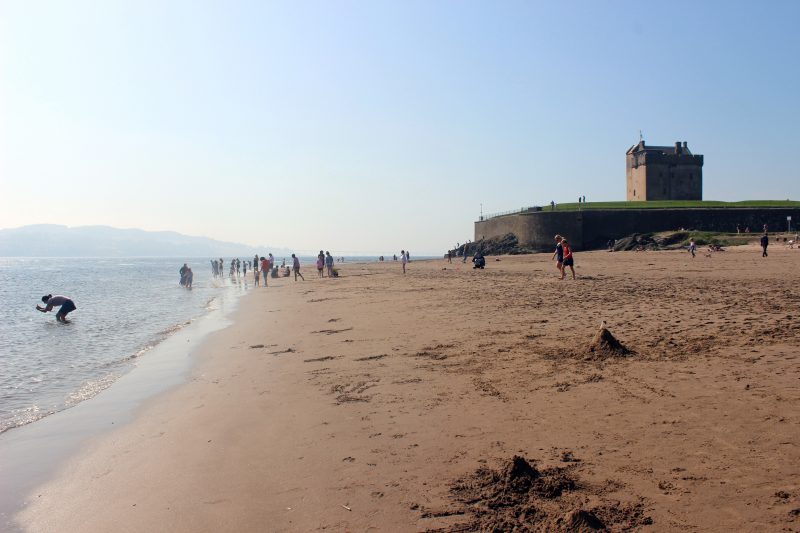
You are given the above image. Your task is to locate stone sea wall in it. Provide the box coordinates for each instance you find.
[474,208,800,251]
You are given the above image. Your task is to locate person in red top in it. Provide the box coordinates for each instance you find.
[561,239,576,280]
[260,256,270,287]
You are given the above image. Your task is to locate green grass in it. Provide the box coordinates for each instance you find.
[549,200,799,211]
[678,231,742,247]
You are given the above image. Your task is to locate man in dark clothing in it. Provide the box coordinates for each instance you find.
[761,233,769,257]
[37,294,77,323]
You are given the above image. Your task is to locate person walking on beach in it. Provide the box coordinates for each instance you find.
[37,294,77,323]
[260,256,270,286]
[561,238,576,280]
[401,250,408,274]
[242,259,247,278]
[761,233,769,257]
[688,239,697,258]
[268,253,275,278]
[325,251,334,277]
[447,250,452,263]
[254,260,260,286]
[292,254,305,281]
[552,235,564,278]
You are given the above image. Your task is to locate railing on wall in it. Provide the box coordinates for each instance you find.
[479,206,542,221]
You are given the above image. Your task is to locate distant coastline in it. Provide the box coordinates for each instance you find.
[0,224,284,257]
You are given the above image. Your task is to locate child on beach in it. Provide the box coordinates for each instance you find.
[292,254,305,281]
[688,239,697,258]
[552,235,564,278]
[561,239,575,280]
[316,254,324,277]
[36,294,77,323]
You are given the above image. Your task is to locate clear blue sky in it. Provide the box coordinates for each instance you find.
[1,0,798,254]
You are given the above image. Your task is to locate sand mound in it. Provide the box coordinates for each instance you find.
[588,326,632,358]
[563,509,605,530]
[437,456,650,532]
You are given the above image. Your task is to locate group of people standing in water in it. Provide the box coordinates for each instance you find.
[206,254,312,285]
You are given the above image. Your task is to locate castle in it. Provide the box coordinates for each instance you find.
[626,140,703,201]
[474,139,796,251]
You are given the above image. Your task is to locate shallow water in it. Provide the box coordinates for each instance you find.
[0,257,250,433]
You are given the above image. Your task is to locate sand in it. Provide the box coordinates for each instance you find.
[17,245,800,532]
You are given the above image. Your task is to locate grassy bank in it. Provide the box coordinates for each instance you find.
[550,200,799,211]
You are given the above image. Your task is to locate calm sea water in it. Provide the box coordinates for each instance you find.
[0,257,255,434]
[0,254,432,435]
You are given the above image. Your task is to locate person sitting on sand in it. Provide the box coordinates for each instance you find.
[37,294,77,323]
[472,250,486,269]
[561,239,575,280]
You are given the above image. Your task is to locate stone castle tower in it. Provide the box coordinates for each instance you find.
[626,140,703,201]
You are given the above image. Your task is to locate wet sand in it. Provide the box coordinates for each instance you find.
[18,246,800,532]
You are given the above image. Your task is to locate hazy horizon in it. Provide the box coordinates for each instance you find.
[2,1,798,254]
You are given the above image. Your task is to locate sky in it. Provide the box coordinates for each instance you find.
[1,0,798,255]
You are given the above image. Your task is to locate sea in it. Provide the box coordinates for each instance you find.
[0,255,425,436]
[0,257,248,434]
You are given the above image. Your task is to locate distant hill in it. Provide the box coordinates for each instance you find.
[0,225,285,257]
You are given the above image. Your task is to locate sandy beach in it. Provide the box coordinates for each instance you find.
[17,246,800,532]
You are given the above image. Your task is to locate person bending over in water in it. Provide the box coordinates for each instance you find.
[37,294,77,323]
